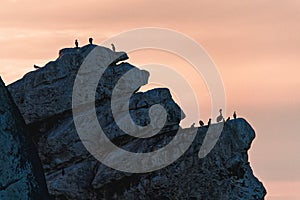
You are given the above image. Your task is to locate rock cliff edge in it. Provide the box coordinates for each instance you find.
[5,44,266,199]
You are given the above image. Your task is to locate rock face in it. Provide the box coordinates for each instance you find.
[0,77,49,199]
[8,45,266,199]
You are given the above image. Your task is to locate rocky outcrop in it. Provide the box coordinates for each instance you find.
[0,77,49,199]
[9,45,128,125]
[8,45,266,199]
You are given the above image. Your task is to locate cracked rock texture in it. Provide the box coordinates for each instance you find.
[0,77,49,199]
[8,45,266,199]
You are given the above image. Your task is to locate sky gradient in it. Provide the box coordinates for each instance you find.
[0,1,300,199]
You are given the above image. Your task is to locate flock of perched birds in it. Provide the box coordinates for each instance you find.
[33,39,237,131]
[191,110,237,128]
[75,38,93,48]
[34,38,116,69]
[75,38,116,52]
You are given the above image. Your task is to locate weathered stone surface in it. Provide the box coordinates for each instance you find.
[29,116,266,199]
[90,119,266,200]
[9,44,183,136]
[8,45,130,124]
[0,77,49,199]
[7,45,266,199]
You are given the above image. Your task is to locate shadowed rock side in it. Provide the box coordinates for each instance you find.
[0,77,49,199]
[8,45,266,199]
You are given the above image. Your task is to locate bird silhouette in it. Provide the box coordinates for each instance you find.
[191,123,195,128]
[233,111,237,119]
[111,43,116,52]
[75,39,79,48]
[33,65,41,69]
[199,120,204,127]
[89,38,93,45]
[207,118,211,127]
[226,117,230,122]
[216,109,224,122]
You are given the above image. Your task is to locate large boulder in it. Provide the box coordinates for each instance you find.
[7,45,266,199]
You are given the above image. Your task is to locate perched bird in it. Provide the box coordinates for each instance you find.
[61,168,65,176]
[33,64,41,69]
[199,120,204,127]
[207,118,211,127]
[75,39,79,48]
[191,123,195,128]
[233,111,237,119]
[216,109,224,122]
[89,38,93,45]
[111,43,116,52]
[226,117,230,122]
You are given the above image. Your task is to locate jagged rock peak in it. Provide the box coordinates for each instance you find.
[8,45,150,125]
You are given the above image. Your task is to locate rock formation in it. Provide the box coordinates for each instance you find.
[0,77,49,199]
[7,44,266,199]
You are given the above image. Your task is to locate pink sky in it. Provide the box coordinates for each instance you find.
[1,0,300,199]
